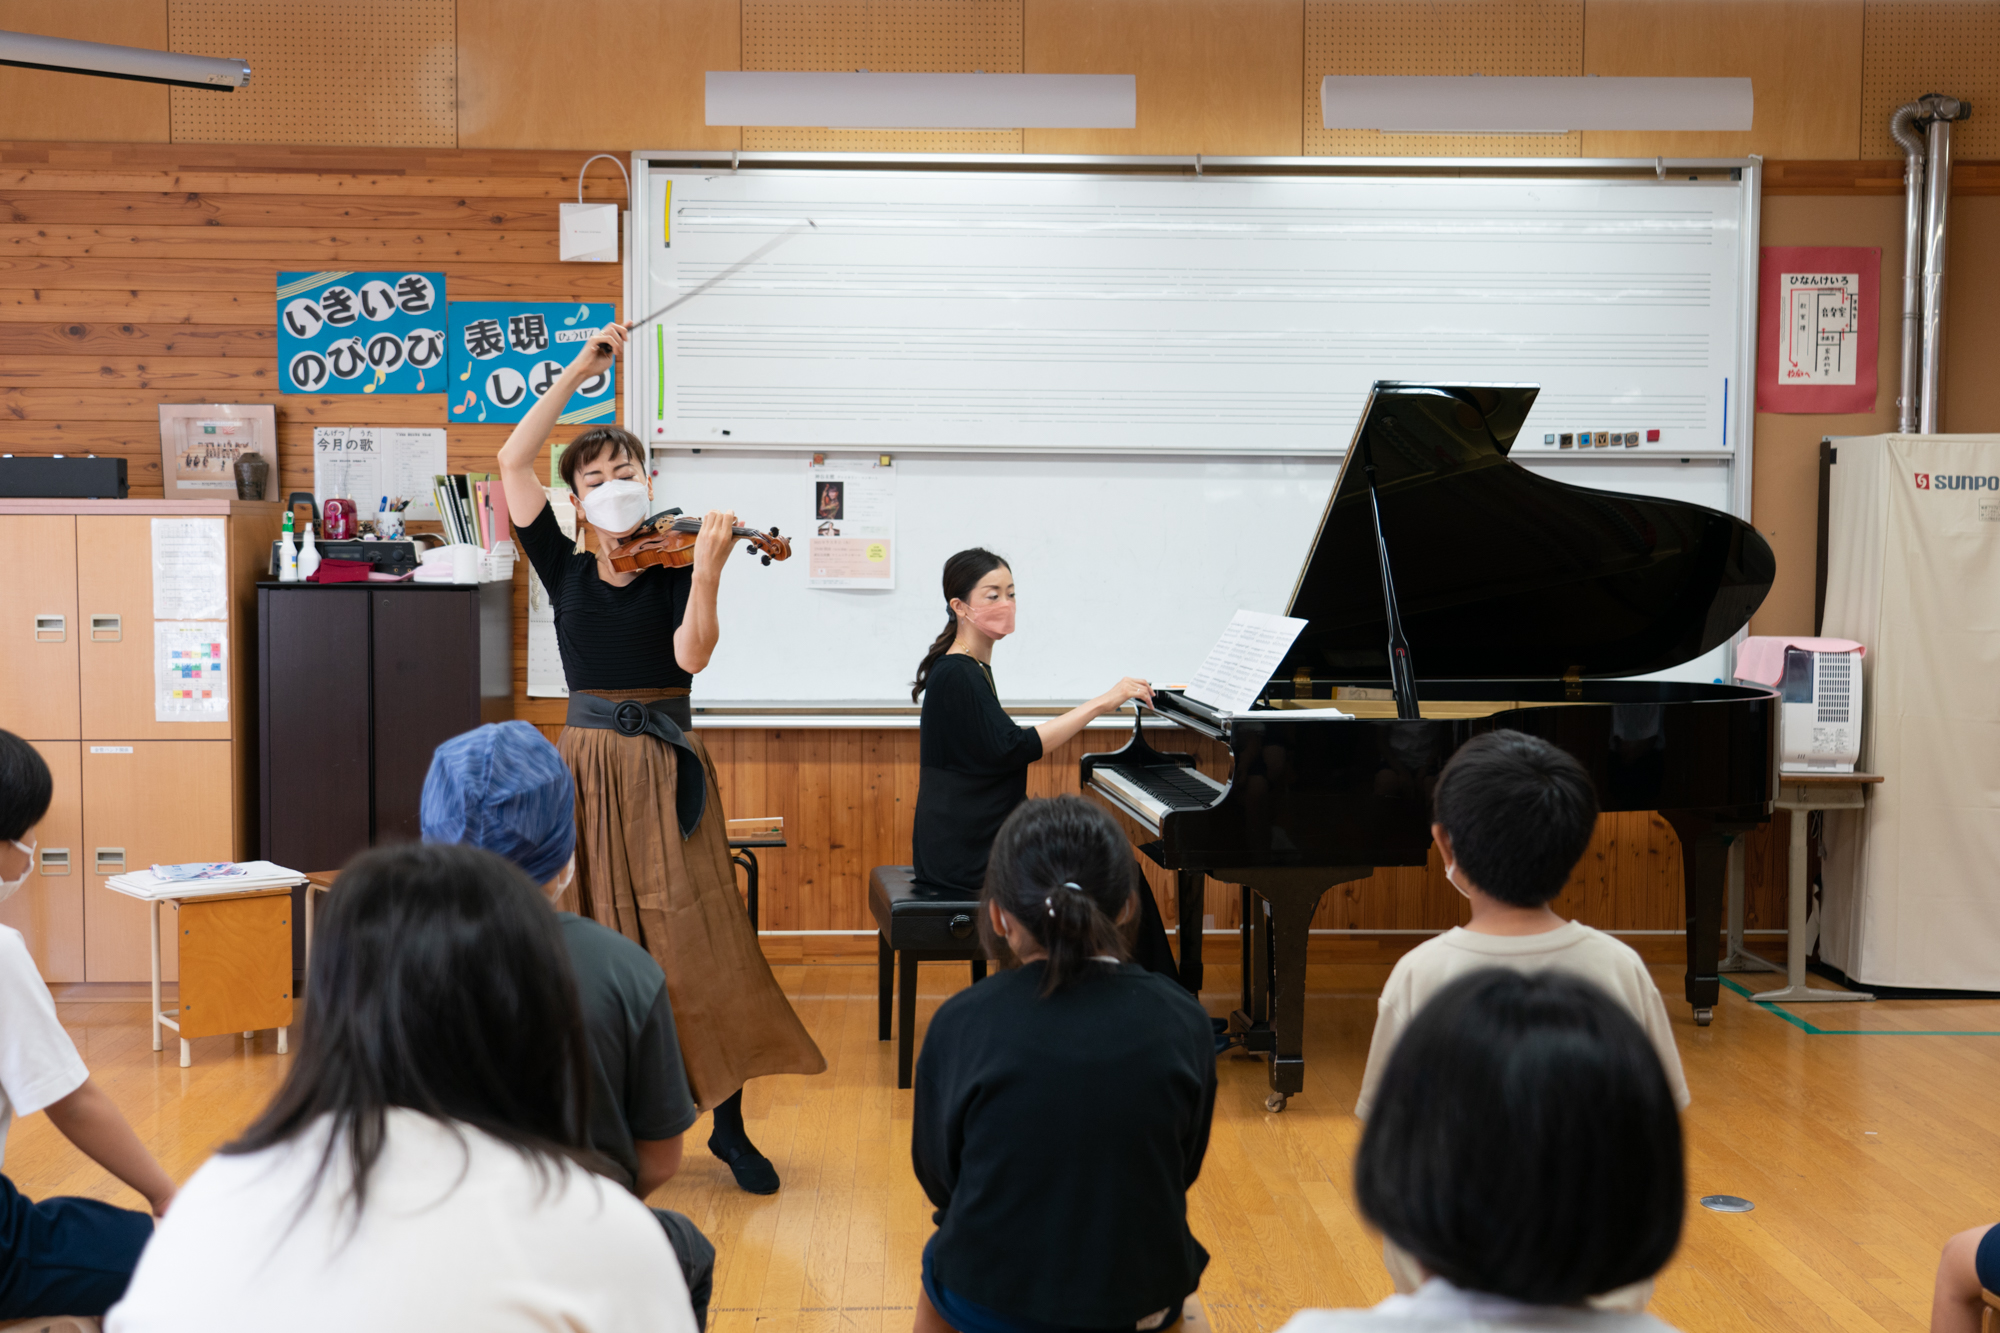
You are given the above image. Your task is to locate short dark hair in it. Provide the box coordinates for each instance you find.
[225,843,598,1225]
[0,729,52,844]
[981,795,1133,995]
[557,426,645,492]
[1354,969,1684,1305]
[1432,729,1598,907]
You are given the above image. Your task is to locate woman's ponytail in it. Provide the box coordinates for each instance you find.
[982,795,1133,995]
[911,547,1010,703]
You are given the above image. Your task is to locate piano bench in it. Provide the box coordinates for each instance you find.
[868,866,989,1090]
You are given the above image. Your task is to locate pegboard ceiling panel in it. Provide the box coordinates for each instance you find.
[1861,1,1999,158]
[1305,0,1583,157]
[168,0,455,146]
[742,0,1023,152]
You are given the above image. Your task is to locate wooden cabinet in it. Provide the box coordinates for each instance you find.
[0,515,80,740]
[0,500,278,983]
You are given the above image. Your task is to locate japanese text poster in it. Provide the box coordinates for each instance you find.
[806,461,895,589]
[313,427,448,519]
[1756,246,1879,415]
[277,271,446,395]
[447,301,618,426]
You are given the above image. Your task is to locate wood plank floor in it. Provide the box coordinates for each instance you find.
[11,958,2000,1333]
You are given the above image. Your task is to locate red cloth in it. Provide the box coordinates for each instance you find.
[307,558,372,584]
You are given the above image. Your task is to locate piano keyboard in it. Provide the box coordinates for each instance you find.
[1088,762,1226,832]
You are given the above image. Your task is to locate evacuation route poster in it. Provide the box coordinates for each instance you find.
[1756,246,1880,414]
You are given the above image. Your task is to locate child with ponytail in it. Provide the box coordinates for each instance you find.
[910,796,1217,1333]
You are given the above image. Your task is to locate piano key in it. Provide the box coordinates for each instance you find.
[1088,762,1225,834]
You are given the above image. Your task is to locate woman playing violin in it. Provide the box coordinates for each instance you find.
[498,323,823,1197]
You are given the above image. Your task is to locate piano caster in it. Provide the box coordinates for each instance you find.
[1694,1007,1714,1026]
[1265,1093,1288,1113]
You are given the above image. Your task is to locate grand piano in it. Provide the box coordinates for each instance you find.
[1083,382,1777,1111]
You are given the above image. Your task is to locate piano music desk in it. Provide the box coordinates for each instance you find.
[1723,773,1883,1004]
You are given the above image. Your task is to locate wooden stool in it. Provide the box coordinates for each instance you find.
[1982,1287,2000,1333]
[869,866,987,1089]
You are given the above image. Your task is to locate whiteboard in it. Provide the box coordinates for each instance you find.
[575,155,1762,708]
[630,162,1756,463]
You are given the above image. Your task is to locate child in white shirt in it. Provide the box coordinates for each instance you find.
[0,730,177,1320]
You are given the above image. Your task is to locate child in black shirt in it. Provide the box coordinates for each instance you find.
[911,795,1216,1333]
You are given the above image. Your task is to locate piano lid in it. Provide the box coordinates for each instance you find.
[1283,382,1774,682]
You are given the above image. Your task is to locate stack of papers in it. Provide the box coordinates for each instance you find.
[106,860,306,901]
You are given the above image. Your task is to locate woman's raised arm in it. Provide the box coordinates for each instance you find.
[497,322,627,530]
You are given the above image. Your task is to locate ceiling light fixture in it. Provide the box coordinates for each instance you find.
[1321,75,1752,134]
[706,71,1135,130]
[0,29,249,91]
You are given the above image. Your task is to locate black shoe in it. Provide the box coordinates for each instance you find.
[709,1135,780,1195]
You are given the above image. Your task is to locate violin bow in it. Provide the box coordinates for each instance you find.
[595,219,819,354]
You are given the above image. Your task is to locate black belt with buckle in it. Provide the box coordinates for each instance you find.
[564,692,704,837]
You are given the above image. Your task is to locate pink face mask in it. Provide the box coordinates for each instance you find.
[960,597,1016,640]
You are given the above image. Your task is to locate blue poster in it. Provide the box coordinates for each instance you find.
[446,301,618,426]
[277,271,446,395]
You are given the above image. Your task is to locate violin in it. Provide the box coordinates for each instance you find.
[604,509,791,573]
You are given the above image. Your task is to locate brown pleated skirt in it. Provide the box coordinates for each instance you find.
[558,688,825,1109]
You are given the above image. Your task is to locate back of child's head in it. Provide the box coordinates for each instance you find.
[0,728,52,843]
[1432,729,1598,906]
[982,795,1134,995]
[1354,968,1684,1305]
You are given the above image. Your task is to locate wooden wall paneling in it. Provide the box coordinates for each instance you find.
[1580,1,1865,160]
[741,0,1025,154]
[0,2,169,144]
[167,0,456,147]
[1942,197,2000,436]
[1303,1,1583,158]
[0,740,84,981]
[1021,0,1304,157]
[458,0,743,152]
[1860,0,2000,159]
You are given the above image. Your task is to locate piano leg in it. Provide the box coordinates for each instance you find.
[1176,869,1205,995]
[1223,867,1370,1112]
[1664,812,1759,1026]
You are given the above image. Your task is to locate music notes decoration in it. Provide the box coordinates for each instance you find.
[277,271,446,396]
[446,301,617,426]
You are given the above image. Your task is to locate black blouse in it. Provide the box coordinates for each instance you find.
[913,961,1216,1327]
[912,654,1043,895]
[515,505,693,691]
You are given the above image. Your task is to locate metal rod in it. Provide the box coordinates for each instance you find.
[1917,99,1962,434]
[1889,102,1927,433]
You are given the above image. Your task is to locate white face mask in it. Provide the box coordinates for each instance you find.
[0,839,35,904]
[579,479,652,534]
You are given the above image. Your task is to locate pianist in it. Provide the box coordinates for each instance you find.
[908,549,1180,969]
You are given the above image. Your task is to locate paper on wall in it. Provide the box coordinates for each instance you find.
[806,461,895,589]
[151,518,228,621]
[155,621,228,721]
[1185,610,1309,714]
[313,427,447,519]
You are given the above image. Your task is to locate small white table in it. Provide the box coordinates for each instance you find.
[110,879,305,1067]
[1722,773,1882,1003]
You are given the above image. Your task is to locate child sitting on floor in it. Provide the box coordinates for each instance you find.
[911,795,1216,1333]
[1282,969,1687,1332]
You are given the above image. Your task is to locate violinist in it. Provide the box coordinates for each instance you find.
[909,548,1181,975]
[498,323,824,1196]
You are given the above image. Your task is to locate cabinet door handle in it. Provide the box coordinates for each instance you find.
[93,848,124,874]
[89,614,121,642]
[38,848,69,876]
[34,614,65,642]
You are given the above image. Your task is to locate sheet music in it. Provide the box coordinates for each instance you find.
[1185,610,1308,715]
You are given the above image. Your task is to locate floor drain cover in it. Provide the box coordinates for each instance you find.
[1700,1195,1755,1213]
